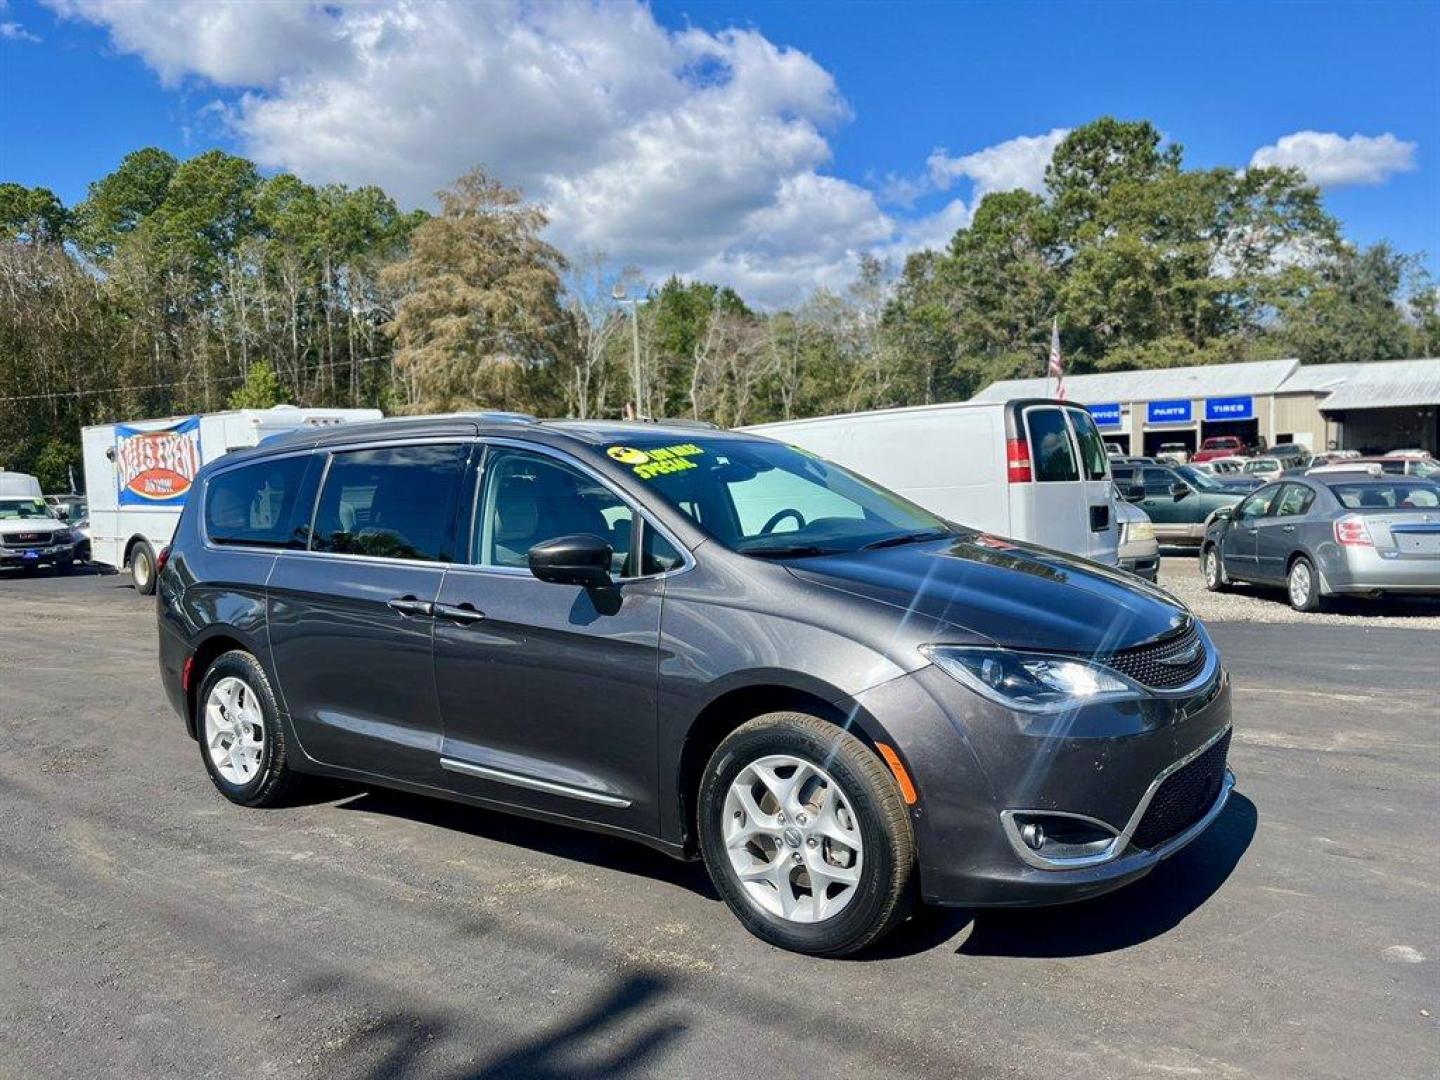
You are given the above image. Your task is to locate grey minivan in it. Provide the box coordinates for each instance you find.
[157,413,1235,956]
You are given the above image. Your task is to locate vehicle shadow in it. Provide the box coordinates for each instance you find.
[871,792,1258,960]
[334,786,722,901]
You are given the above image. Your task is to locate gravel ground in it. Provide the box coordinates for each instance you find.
[1157,554,1440,628]
[2,568,1437,1080]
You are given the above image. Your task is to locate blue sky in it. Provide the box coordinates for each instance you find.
[2,0,1436,300]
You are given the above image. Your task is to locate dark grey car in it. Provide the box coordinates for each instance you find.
[157,414,1235,956]
[1201,476,1440,610]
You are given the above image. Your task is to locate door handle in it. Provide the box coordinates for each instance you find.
[1282,524,1296,533]
[434,601,486,625]
[387,595,434,617]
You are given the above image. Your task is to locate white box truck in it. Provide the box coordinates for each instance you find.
[745,398,1121,566]
[83,405,381,593]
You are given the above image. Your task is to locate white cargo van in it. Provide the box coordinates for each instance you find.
[83,405,381,593]
[745,398,1120,565]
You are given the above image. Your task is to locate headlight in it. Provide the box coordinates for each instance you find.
[920,645,1143,713]
[1128,520,1155,543]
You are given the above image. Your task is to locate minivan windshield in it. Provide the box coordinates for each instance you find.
[605,436,949,557]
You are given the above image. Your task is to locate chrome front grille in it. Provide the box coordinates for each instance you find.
[2,530,62,548]
[1105,623,1207,689]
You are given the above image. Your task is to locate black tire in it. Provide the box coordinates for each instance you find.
[130,541,156,595]
[196,650,307,808]
[698,712,915,957]
[1287,555,1323,612]
[1202,544,1228,592]
[54,558,75,575]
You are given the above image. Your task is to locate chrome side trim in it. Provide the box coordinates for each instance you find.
[440,756,632,808]
[1001,723,1233,870]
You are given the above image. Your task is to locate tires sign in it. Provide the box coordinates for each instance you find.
[116,417,202,506]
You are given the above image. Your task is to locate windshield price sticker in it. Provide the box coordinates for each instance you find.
[607,443,705,479]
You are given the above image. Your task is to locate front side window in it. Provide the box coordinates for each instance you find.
[206,455,310,548]
[311,444,467,562]
[604,436,947,558]
[1236,487,1278,521]
[1025,408,1080,482]
[1065,409,1110,481]
[475,449,636,575]
[1141,467,1178,495]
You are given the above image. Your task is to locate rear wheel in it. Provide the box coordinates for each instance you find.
[1202,544,1228,591]
[130,541,156,595]
[698,712,915,957]
[197,650,306,807]
[1287,556,1323,612]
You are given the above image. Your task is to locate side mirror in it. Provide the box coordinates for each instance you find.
[1211,506,1233,523]
[528,533,614,589]
[1125,483,1146,501]
[1170,482,1190,500]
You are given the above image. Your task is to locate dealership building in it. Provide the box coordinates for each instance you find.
[971,357,1440,456]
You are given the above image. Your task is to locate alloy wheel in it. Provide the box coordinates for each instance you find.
[722,754,864,923]
[203,675,265,785]
[1289,561,1312,608]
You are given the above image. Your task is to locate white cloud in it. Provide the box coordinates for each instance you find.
[2,0,41,42]
[926,128,1069,200]
[1249,130,1418,187]
[44,0,1057,305]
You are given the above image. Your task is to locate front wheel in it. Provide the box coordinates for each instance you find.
[1287,556,1323,612]
[1202,545,1228,591]
[130,541,156,595]
[698,712,915,957]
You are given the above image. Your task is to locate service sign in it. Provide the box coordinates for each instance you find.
[1087,402,1122,428]
[1205,396,1254,422]
[115,417,202,506]
[1146,399,1193,424]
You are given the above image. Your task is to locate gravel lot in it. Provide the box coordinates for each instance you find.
[2,567,1437,1080]
[1157,554,1440,629]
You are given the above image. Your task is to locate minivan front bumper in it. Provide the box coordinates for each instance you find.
[855,659,1233,907]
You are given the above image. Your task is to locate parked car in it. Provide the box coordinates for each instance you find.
[44,493,87,522]
[1156,442,1190,465]
[1267,443,1310,469]
[1384,449,1434,460]
[1201,476,1440,610]
[1242,456,1284,482]
[746,399,1121,567]
[1114,488,1159,581]
[0,494,86,573]
[1192,436,1246,463]
[1111,462,1245,546]
[1344,456,1440,480]
[158,414,1235,957]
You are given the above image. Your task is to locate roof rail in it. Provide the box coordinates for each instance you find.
[625,417,719,430]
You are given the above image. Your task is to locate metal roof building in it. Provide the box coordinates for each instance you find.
[971,357,1440,456]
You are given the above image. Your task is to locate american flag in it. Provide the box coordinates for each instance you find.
[1047,316,1065,399]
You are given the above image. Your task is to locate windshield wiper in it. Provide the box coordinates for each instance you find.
[742,545,836,560]
[860,529,950,551]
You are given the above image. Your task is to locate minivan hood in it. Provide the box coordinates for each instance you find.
[786,532,1188,654]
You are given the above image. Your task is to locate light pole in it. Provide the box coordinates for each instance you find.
[612,283,644,419]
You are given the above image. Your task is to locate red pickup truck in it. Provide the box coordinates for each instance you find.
[1193,435,1246,463]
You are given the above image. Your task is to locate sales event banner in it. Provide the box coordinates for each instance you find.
[116,417,202,506]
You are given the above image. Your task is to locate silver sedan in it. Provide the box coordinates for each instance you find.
[1200,476,1440,610]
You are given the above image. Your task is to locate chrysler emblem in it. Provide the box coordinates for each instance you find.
[1156,641,1202,667]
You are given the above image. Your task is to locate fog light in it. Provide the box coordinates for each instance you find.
[1020,822,1045,850]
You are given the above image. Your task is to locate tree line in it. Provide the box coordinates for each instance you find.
[2,118,1436,490]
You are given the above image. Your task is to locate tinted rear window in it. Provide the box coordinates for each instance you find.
[205,455,310,548]
[1331,482,1440,509]
[1066,409,1109,480]
[311,444,468,562]
[1025,408,1079,482]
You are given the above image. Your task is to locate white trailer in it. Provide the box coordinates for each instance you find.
[83,405,381,593]
[745,398,1121,566]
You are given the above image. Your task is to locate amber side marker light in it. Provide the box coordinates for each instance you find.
[876,743,918,805]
